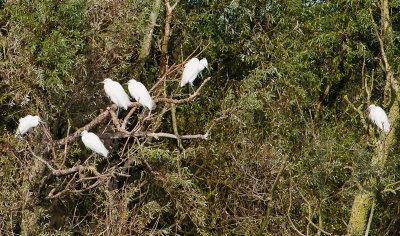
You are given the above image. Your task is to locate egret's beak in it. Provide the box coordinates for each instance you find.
[123,82,128,86]
[363,108,369,113]
[206,66,210,72]
[96,81,104,85]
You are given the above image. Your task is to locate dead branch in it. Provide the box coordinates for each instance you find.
[108,108,130,135]
[121,107,138,129]
[369,8,396,103]
[99,131,209,140]
[30,150,55,171]
[70,180,102,194]
[154,77,211,104]
[369,8,388,71]
[60,119,71,168]
[46,173,78,199]
[54,108,113,146]
[143,159,165,181]
[100,114,224,140]
[149,64,180,94]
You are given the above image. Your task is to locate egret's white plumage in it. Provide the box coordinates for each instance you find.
[365,104,390,133]
[180,58,209,88]
[15,115,42,137]
[100,78,131,110]
[126,79,153,110]
[81,130,109,158]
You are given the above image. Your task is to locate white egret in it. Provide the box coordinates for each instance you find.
[364,104,390,133]
[15,115,44,137]
[125,79,153,113]
[98,78,131,116]
[180,58,209,93]
[81,130,109,166]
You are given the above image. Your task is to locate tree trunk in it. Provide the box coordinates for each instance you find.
[138,0,162,61]
[348,98,399,235]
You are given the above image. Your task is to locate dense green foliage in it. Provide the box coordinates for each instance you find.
[1,0,400,235]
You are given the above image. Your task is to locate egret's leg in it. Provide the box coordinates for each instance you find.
[93,153,98,167]
[141,107,146,115]
[116,107,120,118]
[189,84,192,94]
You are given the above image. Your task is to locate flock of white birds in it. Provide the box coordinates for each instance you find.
[16,57,209,166]
[16,57,392,167]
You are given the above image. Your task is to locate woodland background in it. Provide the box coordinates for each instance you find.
[1,0,400,235]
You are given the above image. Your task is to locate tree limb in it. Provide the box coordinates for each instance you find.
[154,77,211,104]
[99,131,210,140]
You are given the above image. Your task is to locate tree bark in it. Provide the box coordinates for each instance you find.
[138,0,162,61]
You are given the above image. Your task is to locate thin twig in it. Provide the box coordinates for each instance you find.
[60,119,71,168]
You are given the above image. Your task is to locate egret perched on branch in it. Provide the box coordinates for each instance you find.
[125,79,153,113]
[81,130,109,166]
[180,58,209,93]
[98,78,131,116]
[15,115,45,137]
[364,104,390,133]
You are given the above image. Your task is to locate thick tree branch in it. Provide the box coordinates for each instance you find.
[54,108,113,146]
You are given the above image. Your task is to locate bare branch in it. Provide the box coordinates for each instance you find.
[143,159,165,181]
[46,173,78,199]
[54,108,113,146]
[30,150,55,171]
[60,119,71,168]
[369,8,396,104]
[369,8,389,71]
[155,77,211,104]
[121,107,138,129]
[108,108,130,135]
[99,131,209,140]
